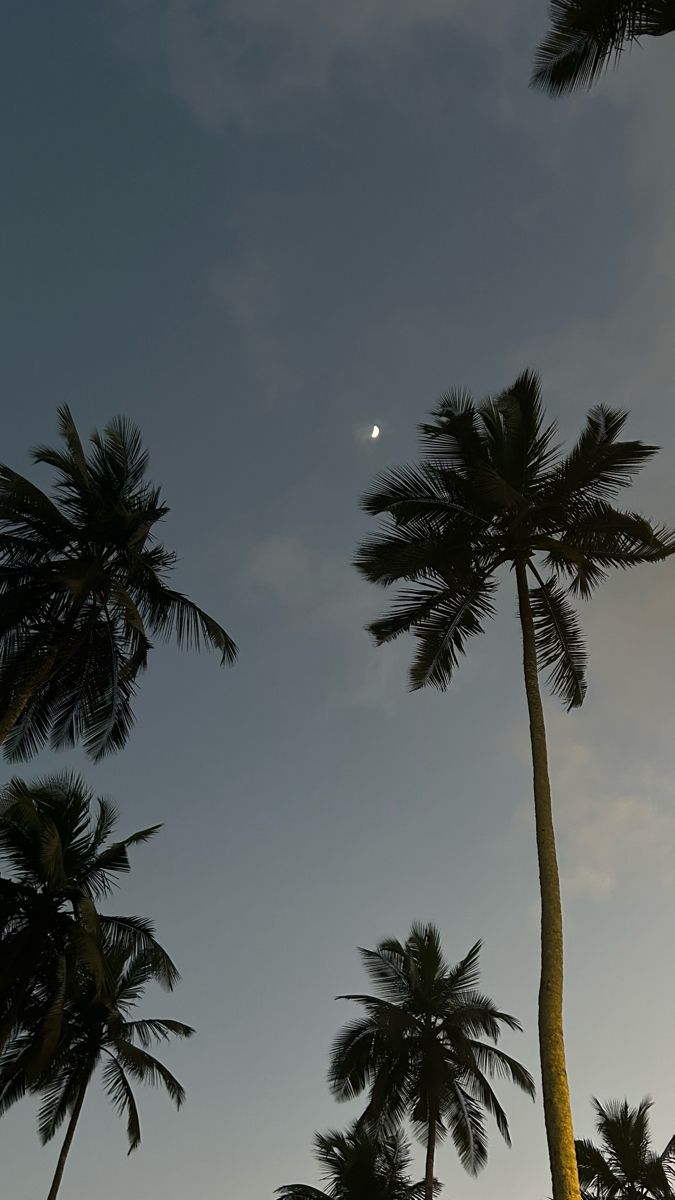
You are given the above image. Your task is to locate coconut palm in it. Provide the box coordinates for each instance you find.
[0,944,194,1200]
[276,1122,429,1200]
[328,924,534,1200]
[354,371,674,1200]
[531,0,675,96]
[0,406,236,761]
[0,771,177,1075]
[576,1098,675,1200]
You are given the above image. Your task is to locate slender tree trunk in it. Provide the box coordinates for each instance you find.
[515,559,581,1200]
[46,1078,88,1200]
[0,647,59,746]
[424,1115,436,1200]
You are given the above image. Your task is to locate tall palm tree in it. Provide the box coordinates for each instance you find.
[576,1098,675,1200]
[354,371,674,1200]
[0,406,236,761]
[328,924,534,1200]
[276,1122,429,1200]
[0,944,194,1200]
[531,0,675,96]
[0,771,177,1074]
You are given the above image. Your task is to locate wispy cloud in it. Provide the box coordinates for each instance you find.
[513,44,675,466]
[509,562,675,900]
[246,533,409,709]
[115,0,522,129]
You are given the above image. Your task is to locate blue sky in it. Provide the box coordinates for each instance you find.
[2,2,675,1197]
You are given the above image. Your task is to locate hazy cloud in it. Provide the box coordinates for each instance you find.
[116,0,523,129]
[246,534,408,709]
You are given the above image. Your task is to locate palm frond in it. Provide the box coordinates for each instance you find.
[531,0,675,96]
[407,576,498,691]
[543,406,658,503]
[493,369,560,488]
[275,1188,330,1200]
[328,1017,378,1102]
[113,1039,186,1109]
[102,1053,142,1153]
[465,1040,536,1099]
[138,585,237,665]
[358,941,410,1003]
[443,1080,488,1175]
[121,1019,194,1048]
[418,389,486,474]
[528,570,587,709]
[98,916,179,991]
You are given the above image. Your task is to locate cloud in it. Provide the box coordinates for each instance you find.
[508,560,675,901]
[211,257,294,404]
[115,0,522,129]
[246,534,409,709]
[503,47,675,907]
[512,42,675,468]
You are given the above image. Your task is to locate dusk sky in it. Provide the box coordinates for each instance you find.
[3,3,675,1198]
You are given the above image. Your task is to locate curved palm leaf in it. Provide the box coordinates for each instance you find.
[531,0,675,97]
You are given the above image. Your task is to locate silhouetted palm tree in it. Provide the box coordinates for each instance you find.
[576,1098,675,1200]
[276,1122,429,1200]
[0,406,236,761]
[531,0,675,96]
[0,771,177,1074]
[328,924,534,1200]
[355,371,674,1200]
[0,944,193,1200]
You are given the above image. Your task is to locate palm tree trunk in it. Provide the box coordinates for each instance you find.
[0,647,59,747]
[515,559,580,1200]
[424,1116,436,1200]
[46,1078,88,1200]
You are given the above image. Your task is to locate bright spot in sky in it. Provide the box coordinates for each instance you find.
[371,424,380,439]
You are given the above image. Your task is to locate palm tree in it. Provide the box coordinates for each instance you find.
[0,771,177,1075]
[0,944,194,1200]
[0,406,236,761]
[276,1122,429,1200]
[354,371,674,1200]
[576,1098,675,1200]
[328,924,534,1200]
[531,0,675,96]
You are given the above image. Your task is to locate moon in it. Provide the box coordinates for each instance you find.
[370,424,380,439]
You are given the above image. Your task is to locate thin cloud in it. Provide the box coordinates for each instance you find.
[246,534,408,709]
[115,0,523,129]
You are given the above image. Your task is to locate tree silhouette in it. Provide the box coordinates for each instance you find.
[329,924,534,1200]
[576,1098,675,1200]
[0,944,193,1200]
[0,407,236,760]
[355,371,673,1200]
[0,771,176,1076]
[276,1122,429,1200]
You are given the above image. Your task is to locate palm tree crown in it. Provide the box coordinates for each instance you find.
[531,1,675,96]
[0,406,236,761]
[576,1098,675,1200]
[0,943,193,1163]
[0,771,177,1075]
[328,924,534,1178]
[355,370,673,707]
[276,1123,428,1200]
